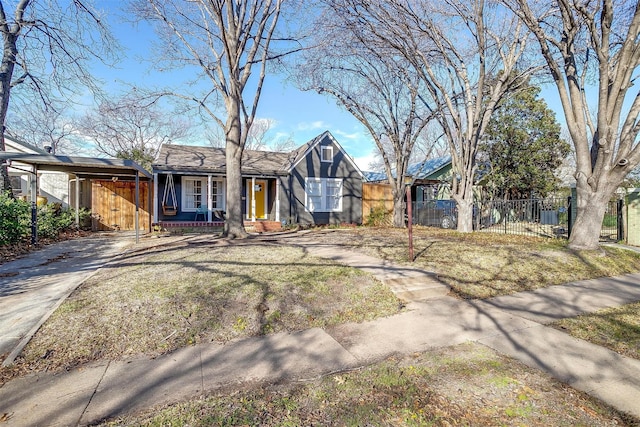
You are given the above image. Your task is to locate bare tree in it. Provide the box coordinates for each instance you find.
[132,0,294,238]
[76,93,189,171]
[296,2,437,227]
[0,0,116,193]
[504,0,640,250]
[207,117,296,152]
[351,0,536,232]
[6,100,76,154]
[322,1,536,231]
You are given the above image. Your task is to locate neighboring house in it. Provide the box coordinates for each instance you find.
[152,131,365,228]
[3,134,75,206]
[364,156,453,202]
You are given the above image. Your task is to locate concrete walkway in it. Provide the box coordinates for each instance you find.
[1,235,640,425]
[0,235,136,365]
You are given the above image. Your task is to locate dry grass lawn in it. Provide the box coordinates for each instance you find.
[100,342,634,427]
[3,227,640,425]
[0,237,400,381]
[306,227,640,298]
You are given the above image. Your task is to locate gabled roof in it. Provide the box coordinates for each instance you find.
[4,134,47,155]
[407,156,451,180]
[363,171,387,182]
[364,156,452,183]
[153,130,365,178]
[153,144,291,176]
[287,131,365,178]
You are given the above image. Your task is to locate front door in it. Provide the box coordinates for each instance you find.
[247,179,267,220]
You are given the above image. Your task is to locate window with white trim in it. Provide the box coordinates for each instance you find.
[210,179,225,209]
[182,177,204,211]
[305,178,343,212]
[321,145,333,163]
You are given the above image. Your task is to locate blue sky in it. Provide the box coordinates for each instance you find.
[91,2,573,172]
[90,4,379,170]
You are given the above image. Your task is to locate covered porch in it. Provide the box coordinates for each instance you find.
[153,172,283,232]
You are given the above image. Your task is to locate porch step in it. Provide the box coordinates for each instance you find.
[246,221,282,233]
[383,274,450,302]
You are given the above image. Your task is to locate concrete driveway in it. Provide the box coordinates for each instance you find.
[0,234,136,364]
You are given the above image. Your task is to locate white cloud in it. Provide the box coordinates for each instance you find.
[353,150,378,171]
[334,129,362,140]
[296,120,327,131]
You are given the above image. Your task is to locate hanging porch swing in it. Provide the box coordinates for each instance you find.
[162,173,178,216]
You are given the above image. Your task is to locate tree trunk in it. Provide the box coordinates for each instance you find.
[453,169,475,233]
[222,102,248,239]
[0,134,12,195]
[0,32,18,196]
[392,185,404,228]
[456,197,474,232]
[568,183,614,251]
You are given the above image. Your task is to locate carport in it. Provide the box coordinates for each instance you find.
[0,153,152,243]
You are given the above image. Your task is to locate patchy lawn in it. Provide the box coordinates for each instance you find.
[99,342,634,426]
[3,227,640,425]
[305,227,640,298]
[553,301,640,361]
[0,237,400,382]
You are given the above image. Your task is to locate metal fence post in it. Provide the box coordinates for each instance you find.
[567,196,572,238]
[618,198,624,242]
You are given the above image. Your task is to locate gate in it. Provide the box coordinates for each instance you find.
[91,180,151,231]
[598,199,624,242]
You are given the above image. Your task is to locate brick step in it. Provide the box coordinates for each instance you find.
[246,221,282,232]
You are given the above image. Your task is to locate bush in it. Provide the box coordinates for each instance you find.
[0,193,93,245]
[0,191,30,245]
[365,203,392,227]
[37,203,91,239]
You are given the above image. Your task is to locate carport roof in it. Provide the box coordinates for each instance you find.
[0,153,152,180]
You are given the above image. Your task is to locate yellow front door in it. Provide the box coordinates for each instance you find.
[248,180,267,219]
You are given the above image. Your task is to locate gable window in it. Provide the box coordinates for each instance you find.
[305,178,342,212]
[321,146,333,163]
[182,177,204,211]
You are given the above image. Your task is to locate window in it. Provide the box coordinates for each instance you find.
[9,175,26,196]
[321,146,333,163]
[305,178,342,212]
[210,179,225,209]
[182,177,204,211]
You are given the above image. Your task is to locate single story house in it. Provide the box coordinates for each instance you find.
[152,131,365,229]
[3,134,79,206]
[363,156,453,202]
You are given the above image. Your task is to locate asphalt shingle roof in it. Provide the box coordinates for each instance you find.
[153,144,294,176]
[363,156,451,182]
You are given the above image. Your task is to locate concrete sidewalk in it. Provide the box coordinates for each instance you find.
[1,236,640,425]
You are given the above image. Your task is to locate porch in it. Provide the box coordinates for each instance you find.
[155,219,282,233]
[153,172,284,224]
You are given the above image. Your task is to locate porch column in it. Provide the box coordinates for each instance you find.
[153,172,158,224]
[251,177,256,222]
[275,178,280,222]
[207,174,212,222]
[30,165,38,244]
[147,177,152,232]
[135,171,140,244]
[74,175,80,228]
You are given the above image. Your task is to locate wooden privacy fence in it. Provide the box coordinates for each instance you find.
[92,180,151,231]
[362,183,394,224]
